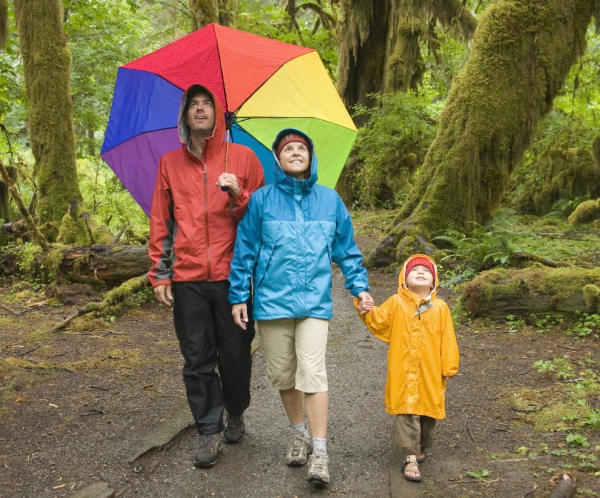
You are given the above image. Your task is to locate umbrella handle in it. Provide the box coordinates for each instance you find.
[221,128,230,192]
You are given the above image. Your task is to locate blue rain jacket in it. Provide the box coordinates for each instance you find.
[228,129,369,320]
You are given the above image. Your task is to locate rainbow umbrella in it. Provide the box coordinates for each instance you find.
[101,23,357,216]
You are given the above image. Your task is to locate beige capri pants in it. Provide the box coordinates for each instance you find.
[257,317,329,393]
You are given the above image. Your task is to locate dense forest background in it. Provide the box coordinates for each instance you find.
[1,0,600,277]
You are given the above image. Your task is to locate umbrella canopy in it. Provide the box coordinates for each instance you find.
[101,24,357,216]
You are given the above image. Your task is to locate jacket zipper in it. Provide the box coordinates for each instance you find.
[203,160,211,281]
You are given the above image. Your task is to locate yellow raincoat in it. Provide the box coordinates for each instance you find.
[355,254,459,419]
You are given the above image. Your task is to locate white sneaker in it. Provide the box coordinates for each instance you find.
[306,448,330,485]
[286,434,312,467]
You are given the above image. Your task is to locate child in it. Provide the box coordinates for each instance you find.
[229,129,373,486]
[355,254,459,483]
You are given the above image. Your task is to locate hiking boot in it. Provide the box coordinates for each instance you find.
[306,448,330,485]
[286,434,312,467]
[224,412,245,444]
[192,434,223,468]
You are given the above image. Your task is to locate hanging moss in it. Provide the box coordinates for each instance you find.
[567,198,600,225]
[365,0,594,267]
[14,0,83,226]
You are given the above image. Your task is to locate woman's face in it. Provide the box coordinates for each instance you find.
[278,141,310,179]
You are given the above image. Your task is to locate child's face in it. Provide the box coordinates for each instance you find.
[405,265,434,293]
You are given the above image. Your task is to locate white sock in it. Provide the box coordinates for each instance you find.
[291,422,309,438]
[313,437,327,454]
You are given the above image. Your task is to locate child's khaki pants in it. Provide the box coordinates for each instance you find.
[395,414,437,457]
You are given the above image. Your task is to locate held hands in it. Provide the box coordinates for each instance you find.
[357,292,374,314]
[216,173,241,197]
[154,284,173,307]
[232,303,248,330]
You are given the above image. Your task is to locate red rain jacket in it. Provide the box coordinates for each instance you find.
[148,90,265,286]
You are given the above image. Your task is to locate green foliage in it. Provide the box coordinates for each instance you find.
[465,469,490,479]
[349,92,439,209]
[77,158,148,240]
[433,220,521,273]
[567,312,600,339]
[237,0,337,76]
[533,357,575,380]
[64,0,163,156]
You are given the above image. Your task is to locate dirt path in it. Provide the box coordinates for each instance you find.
[1,266,599,497]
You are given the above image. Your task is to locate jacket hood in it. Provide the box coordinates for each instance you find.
[271,128,318,191]
[398,253,438,300]
[178,84,227,149]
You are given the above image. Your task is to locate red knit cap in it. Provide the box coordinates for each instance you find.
[405,256,435,280]
[276,133,309,157]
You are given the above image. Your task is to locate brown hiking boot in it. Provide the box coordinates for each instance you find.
[192,434,222,468]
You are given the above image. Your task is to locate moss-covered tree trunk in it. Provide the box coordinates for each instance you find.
[365,0,595,268]
[218,0,236,27]
[337,0,476,112]
[0,0,8,48]
[189,0,218,30]
[14,0,82,225]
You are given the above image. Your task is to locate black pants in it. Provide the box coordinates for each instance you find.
[172,281,255,435]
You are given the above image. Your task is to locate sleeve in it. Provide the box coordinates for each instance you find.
[440,302,460,378]
[148,156,174,287]
[229,149,265,222]
[228,192,263,305]
[354,296,396,344]
[332,194,369,297]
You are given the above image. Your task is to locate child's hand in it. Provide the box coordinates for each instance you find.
[357,292,374,314]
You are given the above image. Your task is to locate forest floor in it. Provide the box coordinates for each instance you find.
[1,231,600,498]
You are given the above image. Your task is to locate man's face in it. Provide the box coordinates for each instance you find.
[185,93,215,136]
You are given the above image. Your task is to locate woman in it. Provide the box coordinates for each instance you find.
[228,129,373,486]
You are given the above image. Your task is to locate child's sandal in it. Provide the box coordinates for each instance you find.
[401,455,422,482]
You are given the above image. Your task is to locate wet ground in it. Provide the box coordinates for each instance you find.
[1,266,599,497]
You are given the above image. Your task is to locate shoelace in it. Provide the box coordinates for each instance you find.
[310,452,327,473]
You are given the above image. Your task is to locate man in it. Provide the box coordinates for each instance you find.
[148,84,264,468]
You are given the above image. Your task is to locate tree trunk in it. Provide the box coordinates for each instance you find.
[365,0,594,267]
[337,0,476,114]
[14,0,82,225]
[460,266,600,321]
[218,0,237,27]
[0,0,7,48]
[0,165,15,222]
[189,0,218,30]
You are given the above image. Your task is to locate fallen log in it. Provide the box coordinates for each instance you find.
[460,265,600,320]
[56,244,151,287]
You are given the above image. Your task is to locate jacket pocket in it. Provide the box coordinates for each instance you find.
[255,222,282,287]
[318,222,334,263]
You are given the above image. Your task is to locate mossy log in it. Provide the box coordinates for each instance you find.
[461,265,600,320]
[56,245,151,287]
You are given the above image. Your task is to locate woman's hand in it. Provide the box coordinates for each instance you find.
[357,292,374,314]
